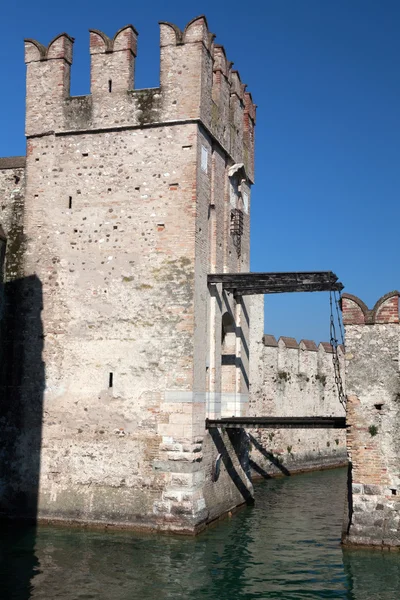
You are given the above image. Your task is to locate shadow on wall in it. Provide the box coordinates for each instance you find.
[0,274,44,599]
[209,427,255,506]
[248,433,291,478]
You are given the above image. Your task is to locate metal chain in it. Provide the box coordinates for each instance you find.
[335,289,345,346]
[330,290,347,410]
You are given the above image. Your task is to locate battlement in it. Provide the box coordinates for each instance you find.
[263,334,344,354]
[23,16,256,179]
[342,291,399,325]
[24,33,74,64]
[159,16,215,48]
[0,157,26,170]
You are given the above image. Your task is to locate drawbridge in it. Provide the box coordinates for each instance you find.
[207,270,346,430]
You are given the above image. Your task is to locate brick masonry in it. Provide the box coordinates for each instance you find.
[0,17,255,533]
[341,291,400,548]
[249,295,347,476]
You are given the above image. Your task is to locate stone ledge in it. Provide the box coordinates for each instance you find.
[0,156,26,170]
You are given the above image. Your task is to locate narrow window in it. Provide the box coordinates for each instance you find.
[242,191,249,214]
[201,146,208,173]
[109,372,113,388]
[108,79,112,93]
[68,196,72,209]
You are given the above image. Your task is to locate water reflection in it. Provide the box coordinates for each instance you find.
[0,468,399,599]
[343,549,400,600]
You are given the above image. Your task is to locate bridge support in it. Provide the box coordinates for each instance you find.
[342,291,400,548]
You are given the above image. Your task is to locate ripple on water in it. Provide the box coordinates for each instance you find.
[0,468,399,599]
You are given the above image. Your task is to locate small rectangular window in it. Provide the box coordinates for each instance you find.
[109,372,113,388]
[242,191,249,214]
[201,146,208,173]
[230,179,238,207]
[68,196,72,209]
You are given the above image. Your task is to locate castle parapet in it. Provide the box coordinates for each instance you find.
[89,25,138,94]
[159,16,214,124]
[25,34,74,135]
[342,291,399,325]
[23,17,255,177]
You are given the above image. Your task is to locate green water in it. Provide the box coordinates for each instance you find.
[1,468,399,599]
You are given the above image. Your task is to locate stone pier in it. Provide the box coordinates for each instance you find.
[342,291,400,548]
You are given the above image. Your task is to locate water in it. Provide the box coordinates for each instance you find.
[1,468,399,599]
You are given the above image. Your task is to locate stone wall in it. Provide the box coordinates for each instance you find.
[0,17,255,533]
[342,291,400,548]
[0,157,26,282]
[249,295,347,476]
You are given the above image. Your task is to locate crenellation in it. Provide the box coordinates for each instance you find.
[21,18,254,182]
[24,33,74,64]
[243,92,256,180]
[25,34,74,136]
[279,336,298,349]
[159,15,215,49]
[213,44,229,77]
[300,339,318,352]
[89,26,138,94]
[230,70,245,101]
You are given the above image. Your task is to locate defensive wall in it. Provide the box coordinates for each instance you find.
[342,291,400,548]
[0,17,256,533]
[249,295,347,476]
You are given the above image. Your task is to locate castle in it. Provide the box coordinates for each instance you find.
[0,17,256,533]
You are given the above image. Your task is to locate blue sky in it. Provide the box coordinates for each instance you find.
[1,0,399,344]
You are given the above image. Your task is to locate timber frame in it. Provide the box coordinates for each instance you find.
[206,270,346,430]
[206,417,347,429]
[207,271,344,297]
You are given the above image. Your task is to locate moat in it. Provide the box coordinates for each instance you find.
[1,468,399,599]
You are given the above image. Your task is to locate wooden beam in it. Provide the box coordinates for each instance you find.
[207,271,344,295]
[205,416,347,429]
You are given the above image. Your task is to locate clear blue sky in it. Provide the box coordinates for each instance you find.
[1,0,399,344]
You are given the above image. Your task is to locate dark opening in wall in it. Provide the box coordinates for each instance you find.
[82,153,88,157]
[14,175,20,184]
[68,196,72,209]
[391,489,397,496]
[108,80,112,93]
[109,372,113,388]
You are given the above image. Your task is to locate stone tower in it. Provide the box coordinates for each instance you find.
[0,16,256,532]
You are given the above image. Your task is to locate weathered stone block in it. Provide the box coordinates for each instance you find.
[364,484,382,495]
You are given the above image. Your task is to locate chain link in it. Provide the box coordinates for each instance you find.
[330,289,347,410]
